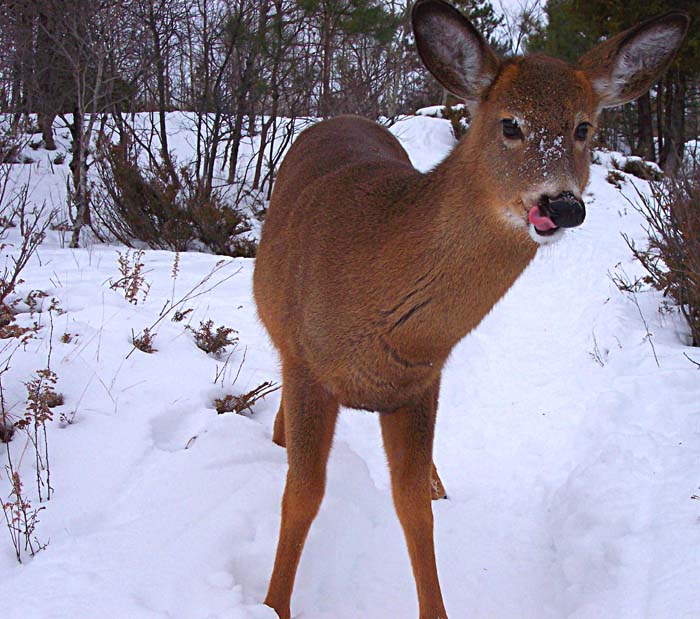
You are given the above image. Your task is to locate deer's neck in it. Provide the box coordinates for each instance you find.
[387,138,537,362]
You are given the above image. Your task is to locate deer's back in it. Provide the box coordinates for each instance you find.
[254,116,440,410]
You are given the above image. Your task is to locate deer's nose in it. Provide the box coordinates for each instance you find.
[540,192,586,228]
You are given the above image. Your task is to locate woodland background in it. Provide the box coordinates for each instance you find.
[0,0,698,251]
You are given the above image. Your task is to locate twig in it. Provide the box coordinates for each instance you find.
[683,352,700,369]
[628,290,660,368]
[609,267,660,368]
[231,345,247,388]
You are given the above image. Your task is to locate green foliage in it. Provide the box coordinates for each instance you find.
[529,0,699,167]
[297,0,398,43]
[451,0,503,47]
[528,0,700,71]
[526,0,594,62]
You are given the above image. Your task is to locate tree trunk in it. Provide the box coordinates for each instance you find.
[69,108,88,248]
[35,11,59,150]
[148,10,178,187]
[634,92,654,162]
[38,113,57,150]
[660,71,687,177]
[227,110,246,184]
[321,10,333,118]
[253,115,273,190]
[655,79,664,163]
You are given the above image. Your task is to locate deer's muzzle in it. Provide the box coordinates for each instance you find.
[540,192,586,228]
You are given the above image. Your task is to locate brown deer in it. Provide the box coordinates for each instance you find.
[253,2,688,617]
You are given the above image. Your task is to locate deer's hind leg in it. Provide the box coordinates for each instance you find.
[264,359,339,619]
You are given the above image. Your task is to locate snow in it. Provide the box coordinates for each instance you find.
[389,115,455,172]
[415,104,467,119]
[1,115,699,619]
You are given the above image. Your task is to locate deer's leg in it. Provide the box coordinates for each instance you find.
[264,361,339,619]
[272,399,286,447]
[381,381,448,619]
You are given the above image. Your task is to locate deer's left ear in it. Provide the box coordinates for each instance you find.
[578,11,689,109]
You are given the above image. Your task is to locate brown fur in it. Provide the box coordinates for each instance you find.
[253,2,688,618]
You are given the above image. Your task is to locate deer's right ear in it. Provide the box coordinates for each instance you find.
[412,0,500,105]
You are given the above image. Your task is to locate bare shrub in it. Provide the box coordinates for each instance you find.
[0,321,37,341]
[612,156,662,182]
[188,320,238,356]
[1,471,47,563]
[0,307,62,562]
[172,308,193,323]
[24,289,49,316]
[442,103,470,140]
[0,137,22,165]
[622,158,662,182]
[0,172,56,307]
[606,169,625,188]
[609,267,660,367]
[93,145,189,250]
[109,250,150,305]
[132,328,156,353]
[179,168,256,258]
[622,172,700,346]
[17,368,60,502]
[92,144,255,257]
[214,381,280,415]
[0,123,30,165]
[0,367,13,445]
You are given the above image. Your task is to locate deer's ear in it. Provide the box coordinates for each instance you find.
[578,12,689,109]
[412,0,500,105]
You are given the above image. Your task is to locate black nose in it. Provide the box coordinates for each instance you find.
[540,192,586,228]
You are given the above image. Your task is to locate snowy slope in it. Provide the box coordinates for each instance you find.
[0,116,699,619]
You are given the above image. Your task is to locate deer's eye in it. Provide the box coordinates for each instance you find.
[502,118,524,140]
[575,122,592,141]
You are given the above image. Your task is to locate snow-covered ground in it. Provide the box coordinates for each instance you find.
[0,115,699,619]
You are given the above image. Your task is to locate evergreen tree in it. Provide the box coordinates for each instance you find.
[296,0,398,117]
[451,0,503,48]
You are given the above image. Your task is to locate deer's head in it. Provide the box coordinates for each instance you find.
[412,0,688,244]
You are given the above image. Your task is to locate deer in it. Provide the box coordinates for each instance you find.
[253,2,688,617]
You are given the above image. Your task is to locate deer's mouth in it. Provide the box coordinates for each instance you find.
[528,202,559,236]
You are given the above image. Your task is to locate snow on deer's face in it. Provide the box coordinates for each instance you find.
[473,57,596,244]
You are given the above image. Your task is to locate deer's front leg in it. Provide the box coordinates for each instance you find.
[380,380,448,619]
[264,361,339,619]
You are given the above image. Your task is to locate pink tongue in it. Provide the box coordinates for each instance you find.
[528,206,557,231]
